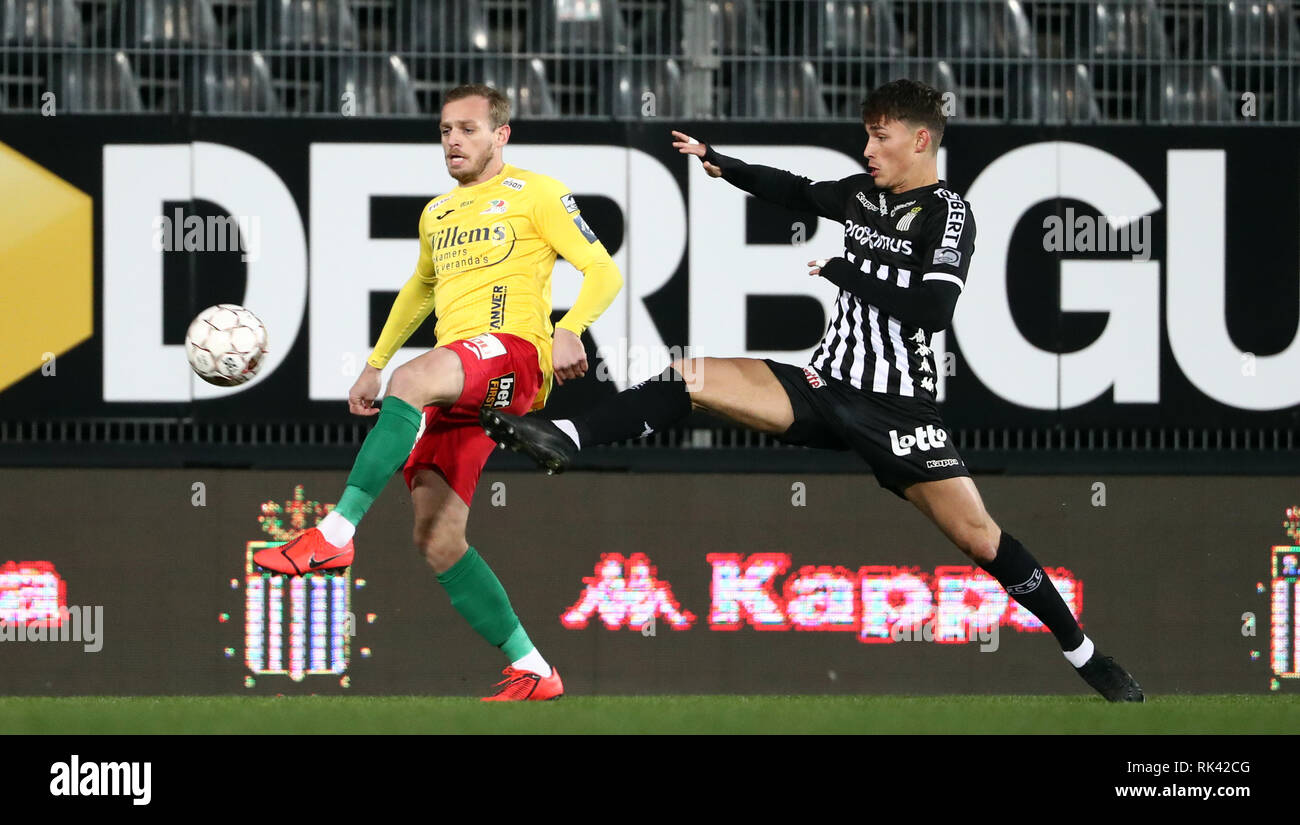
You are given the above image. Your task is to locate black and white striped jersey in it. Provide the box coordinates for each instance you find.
[707,150,976,404]
[805,178,975,401]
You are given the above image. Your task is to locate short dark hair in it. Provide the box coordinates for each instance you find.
[861,79,946,152]
[442,83,511,130]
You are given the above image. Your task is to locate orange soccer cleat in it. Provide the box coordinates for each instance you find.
[253,527,354,576]
[481,666,564,701]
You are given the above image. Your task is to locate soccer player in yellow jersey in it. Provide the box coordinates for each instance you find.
[253,84,623,700]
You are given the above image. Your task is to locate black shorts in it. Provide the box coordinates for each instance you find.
[764,359,971,499]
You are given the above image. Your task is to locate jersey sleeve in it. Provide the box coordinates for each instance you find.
[918,192,976,293]
[533,181,623,337]
[704,147,853,220]
[366,202,439,369]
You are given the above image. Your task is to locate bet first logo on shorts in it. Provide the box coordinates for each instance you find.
[483,373,516,409]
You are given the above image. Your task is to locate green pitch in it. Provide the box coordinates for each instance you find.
[1,695,1297,734]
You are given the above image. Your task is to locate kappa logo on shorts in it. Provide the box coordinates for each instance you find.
[802,367,826,388]
[483,372,516,409]
[889,424,949,456]
[925,458,961,469]
[463,333,507,360]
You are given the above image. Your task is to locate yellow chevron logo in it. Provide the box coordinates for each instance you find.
[0,142,93,394]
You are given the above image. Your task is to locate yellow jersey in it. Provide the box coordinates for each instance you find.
[367,162,622,409]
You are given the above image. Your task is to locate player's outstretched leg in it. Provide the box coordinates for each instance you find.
[905,477,1144,702]
[480,361,694,473]
[482,357,796,472]
[254,349,464,576]
[411,469,562,701]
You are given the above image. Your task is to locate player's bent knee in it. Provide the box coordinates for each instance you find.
[413,523,469,574]
[956,524,999,564]
[388,350,463,408]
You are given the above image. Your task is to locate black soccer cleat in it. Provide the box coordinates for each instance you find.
[1075,651,1145,702]
[479,409,574,474]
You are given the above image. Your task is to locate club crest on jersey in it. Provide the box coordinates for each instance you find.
[802,367,826,388]
[933,248,962,266]
[502,177,526,191]
[561,193,579,213]
[483,372,516,409]
[895,206,923,231]
[489,284,507,329]
[480,199,508,215]
[463,333,507,360]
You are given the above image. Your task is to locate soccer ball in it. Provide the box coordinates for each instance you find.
[185,304,269,386]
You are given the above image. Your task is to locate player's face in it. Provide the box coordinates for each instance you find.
[440,96,507,183]
[862,117,927,191]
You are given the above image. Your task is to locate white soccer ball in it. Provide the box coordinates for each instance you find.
[185,304,269,386]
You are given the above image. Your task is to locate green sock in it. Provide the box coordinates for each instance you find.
[437,546,535,660]
[335,397,422,525]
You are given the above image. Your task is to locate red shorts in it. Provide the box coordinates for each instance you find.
[402,332,544,505]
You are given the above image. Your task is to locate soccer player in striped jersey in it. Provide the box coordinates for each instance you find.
[254,84,623,701]
[482,79,1142,701]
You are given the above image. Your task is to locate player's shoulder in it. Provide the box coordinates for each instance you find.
[922,183,975,227]
[503,166,566,196]
[932,184,973,216]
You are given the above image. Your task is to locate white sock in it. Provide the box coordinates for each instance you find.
[317,511,356,548]
[552,419,581,449]
[1063,635,1095,668]
[511,648,552,677]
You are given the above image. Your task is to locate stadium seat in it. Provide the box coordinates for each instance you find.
[1204,0,1297,59]
[0,0,80,46]
[947,0,1035,59]
[704,0,766,55]
[480,56,559,117]
[549,0,630,54]
[201,50,280,113]
[612,56,683,118]
[110,0,223,48]
[1085,0,1168,59]
[1037,62,1102,123]
[1083,0,1167,121]
[819,59,897,118]
[1162,64,1235,122]
[621,0,678,54]
[396,0,489,53]
[253,0,357,50]
[56,50,144,111]
[729,59,828,119]
[821,0,900,56]
[330,54,419,116]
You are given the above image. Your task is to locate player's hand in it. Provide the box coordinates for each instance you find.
[807,258,831,277]
[671,130,722,177]
[348,365,383,416]
[551,327,587,385]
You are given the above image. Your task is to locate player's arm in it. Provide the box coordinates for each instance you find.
[537,187,624,383]
[670,130,850,220]
[810,207,976,332]
[349,210,438,415]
